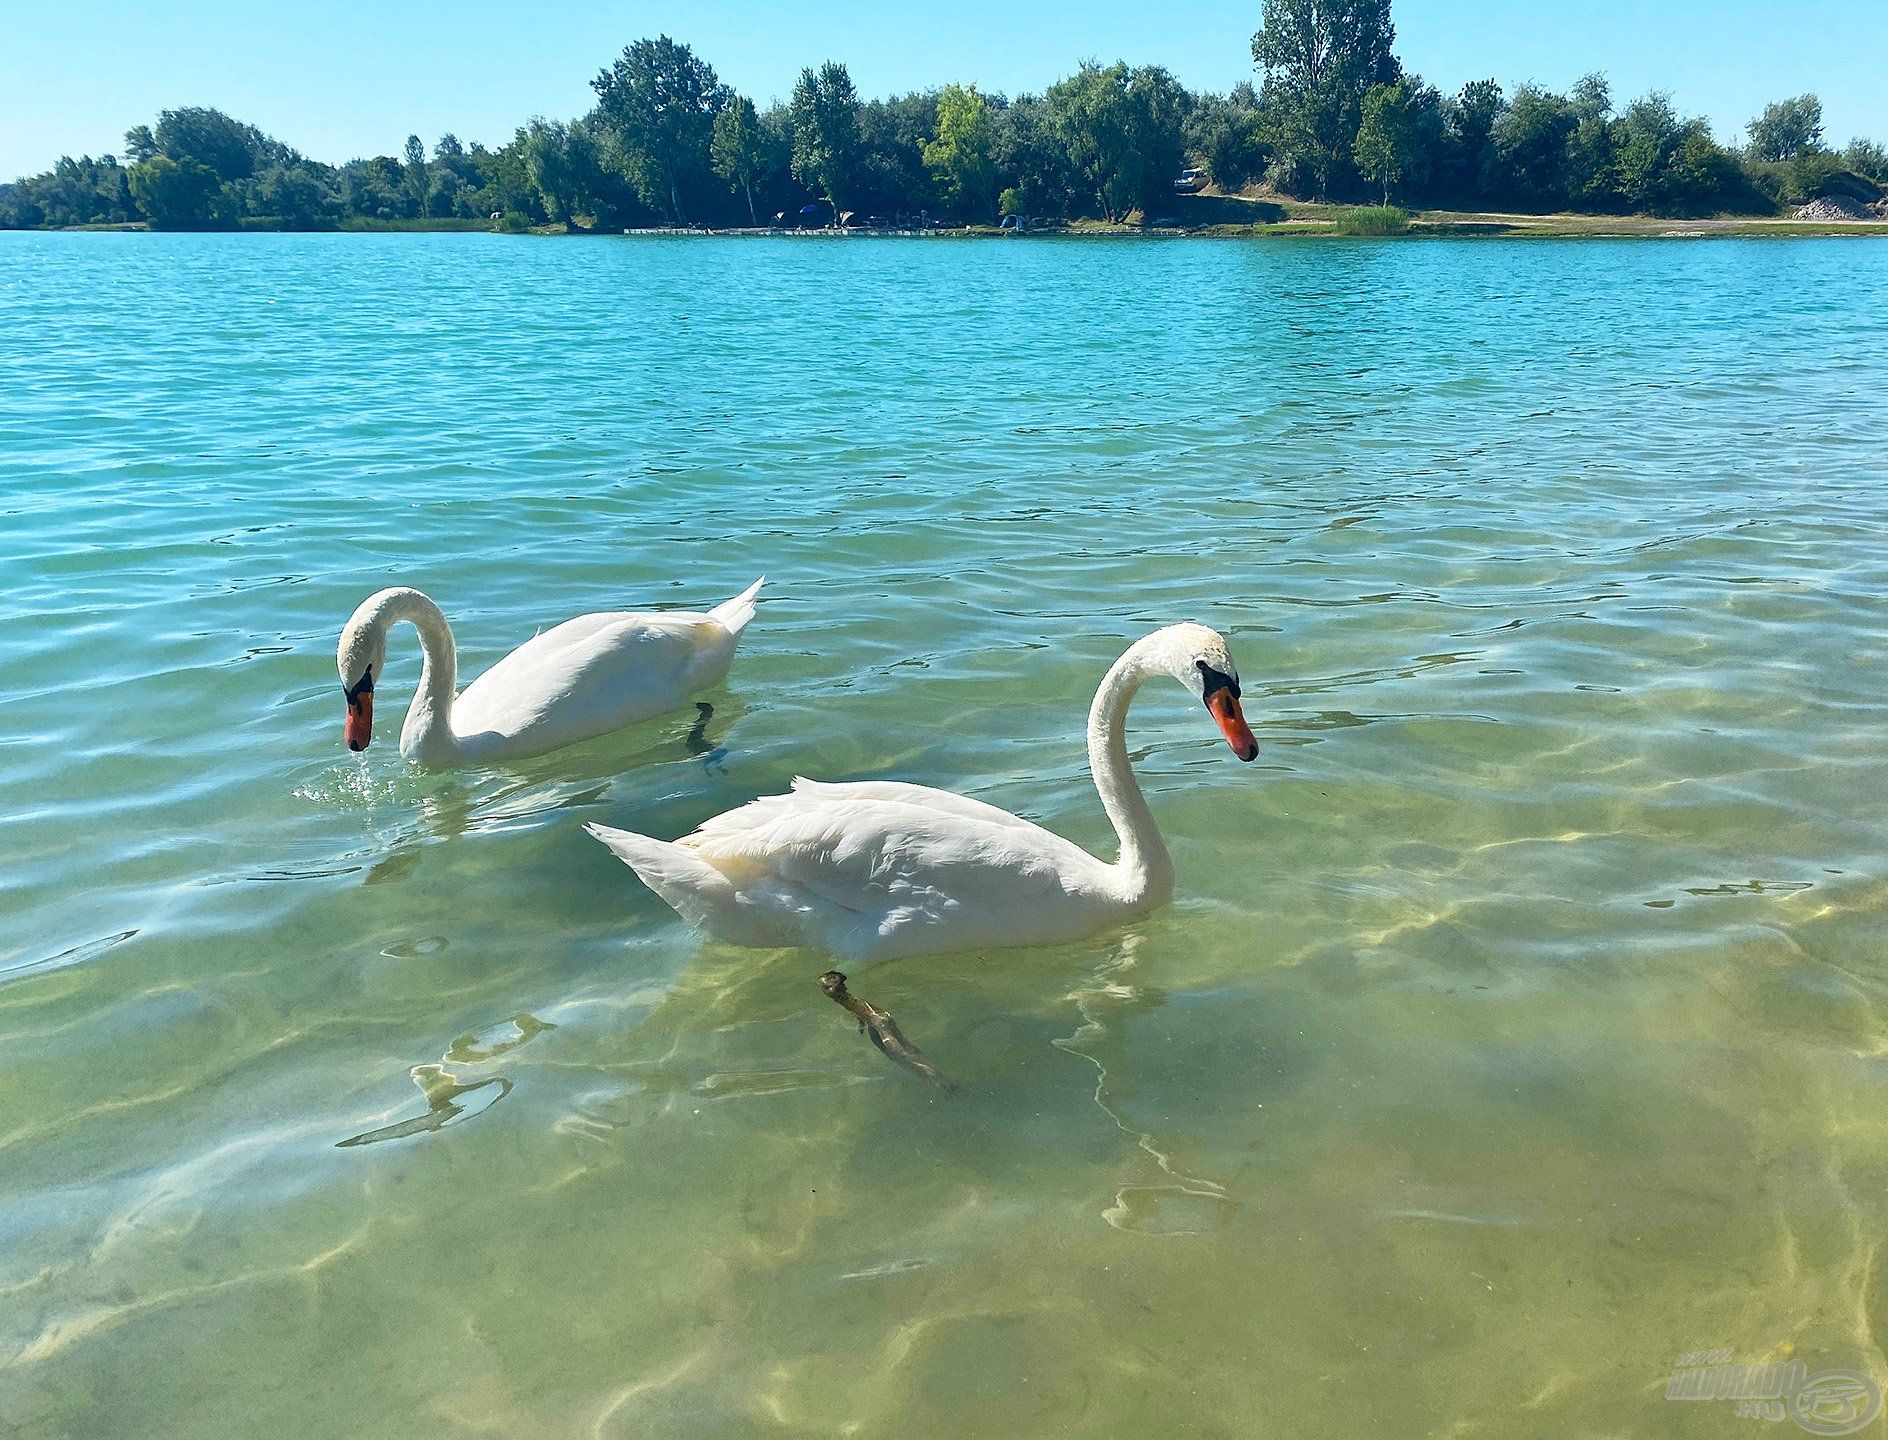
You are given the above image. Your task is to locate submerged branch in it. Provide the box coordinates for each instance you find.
[819,971,955,1093]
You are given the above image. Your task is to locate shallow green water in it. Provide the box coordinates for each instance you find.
[3,231,1887,1438]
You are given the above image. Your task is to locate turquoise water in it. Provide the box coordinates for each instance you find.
[3,231,1887,1437]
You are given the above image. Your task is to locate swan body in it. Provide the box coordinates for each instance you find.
[586,624,1258,963]
[336,578,761,766]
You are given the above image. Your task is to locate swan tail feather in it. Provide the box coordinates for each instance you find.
[707,577,764,639]
[585,823,735,930]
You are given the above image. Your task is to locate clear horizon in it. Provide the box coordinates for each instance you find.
[4,0,1885,181]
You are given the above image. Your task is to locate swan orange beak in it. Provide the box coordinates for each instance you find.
[345,693,373,751]
[1207,688,1259,762]
[343,670,374,751]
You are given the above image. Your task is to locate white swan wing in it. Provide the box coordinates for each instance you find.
[683,780,1120,953]
[452,611,729,745]
[773,777,1046,832]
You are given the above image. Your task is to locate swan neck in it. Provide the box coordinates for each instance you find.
[1086,641,1173,905]
[382,591,458,760]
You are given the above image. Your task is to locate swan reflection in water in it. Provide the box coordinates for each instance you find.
[358,697,739,887]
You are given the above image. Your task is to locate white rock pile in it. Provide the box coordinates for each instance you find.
[1793,196,1871,220]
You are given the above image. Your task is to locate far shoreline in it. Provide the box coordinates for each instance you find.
[39,209,1888,240]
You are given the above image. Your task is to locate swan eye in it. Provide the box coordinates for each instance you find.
[343,667,375,703]
[1196,660,1239,699]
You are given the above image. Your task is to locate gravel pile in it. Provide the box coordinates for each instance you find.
[1793,196,1871,220]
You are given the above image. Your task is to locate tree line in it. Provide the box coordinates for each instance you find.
[4,0,1884,232]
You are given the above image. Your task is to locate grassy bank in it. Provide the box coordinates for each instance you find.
[1168,192,1888,238]
[1195,212,1888,239]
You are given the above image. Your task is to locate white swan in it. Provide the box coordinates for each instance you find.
[585,623,1258,962]
[336,578,762,766]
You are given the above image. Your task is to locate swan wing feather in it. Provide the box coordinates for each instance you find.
[684,783,1114,932]
[778,777,1044,832]
[452,611,727,744]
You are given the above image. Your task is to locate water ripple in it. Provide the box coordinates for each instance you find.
[0,232,1884,1438]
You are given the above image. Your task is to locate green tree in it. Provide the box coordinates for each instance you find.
[1570,73,1610,120]
[1746,94,1823,162]
[518,119,608,225]
[591,35,725,223]
[992,94,1077,217]
[922,84,998,219]
[128,155,221,228]
[710,94,766,222]
[427,134,480,218]
[1119,66,1190,217]
[1614,91,1681,210]
[1447,79,1503,201]
[1843,138,1888,186]
[1354,78,1419,201]
[1661,126,1741,212]
[1564,75,1617,206]
[259,163,339,226]
[1188,85,1270,192]
[471,132,542,222]
[1044,62,1187,221]
[1044,63,1133,219]
[1494,85,1577,208]
[151,107,270,181]
[791,61,860,221]
[0,185,46,228]
[6,155,138,226]
[754,103,801,218]
[1251,0,1399,197]
[123,124,157,164]
[340,156,408,219]
[403,134,429,216]
[855,93,939,217]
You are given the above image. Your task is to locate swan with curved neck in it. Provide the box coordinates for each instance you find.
[337,578,761,766]
[585,623,1257,962]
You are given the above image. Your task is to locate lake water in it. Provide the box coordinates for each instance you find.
[3,230,1886,1438]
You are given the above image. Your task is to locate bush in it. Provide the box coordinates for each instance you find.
[1330,204,1410,234]
[1659,131,1752,215]
[1843,139,1888,187]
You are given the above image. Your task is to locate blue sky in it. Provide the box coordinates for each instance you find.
[4,0,1884,178]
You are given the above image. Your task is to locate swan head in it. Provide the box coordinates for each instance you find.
[336,596,392,752]
[1147,623,1259,762]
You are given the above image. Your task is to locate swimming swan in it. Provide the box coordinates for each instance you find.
[585,623,1258,962]
[336,578,762,766]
